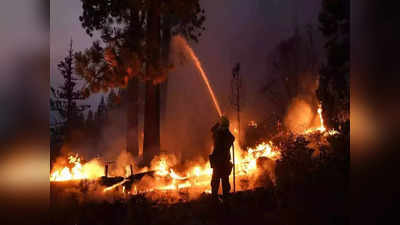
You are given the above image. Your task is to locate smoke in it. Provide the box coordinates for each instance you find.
[160,36,220,160]
[283,73,320,133]
[171,36,223,117]
[284,98,315,133]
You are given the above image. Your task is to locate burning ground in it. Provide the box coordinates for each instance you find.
[50,111,348,225]
[50,105,341,200]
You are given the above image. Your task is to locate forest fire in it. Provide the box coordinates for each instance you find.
[50,154,104,181]
[50,104,339,197]
[50,140,281,194]
[304,104,339,136]
[48,1,349,224]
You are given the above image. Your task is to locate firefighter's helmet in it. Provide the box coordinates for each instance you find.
[219,116,230,128]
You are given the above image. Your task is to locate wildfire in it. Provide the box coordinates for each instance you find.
[50,131,285,199]
[304,104,339,136]
[50,154,104,182]
[50,139,281,195]
[146,141,280,193]
[234,141,280,175]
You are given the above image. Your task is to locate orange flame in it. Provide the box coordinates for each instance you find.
[304,104,339,136]
[50,154,104,182]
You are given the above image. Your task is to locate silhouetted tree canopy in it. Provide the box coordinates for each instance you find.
[317,0,349,129]
[75,0,206,94]
[264,26,320,115]
[50,40,90,136]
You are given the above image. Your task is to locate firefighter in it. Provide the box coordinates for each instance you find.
[209,116,235,199]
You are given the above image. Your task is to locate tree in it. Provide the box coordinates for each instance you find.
[50,39,89,154]
[75,0,205,164]
[263,26,320,117]
[86,109,95,130]
[107,89,120,110]
[317,0,349,130]
[95,96,108,124]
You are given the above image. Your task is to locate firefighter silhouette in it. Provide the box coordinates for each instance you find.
[209,116,235,198]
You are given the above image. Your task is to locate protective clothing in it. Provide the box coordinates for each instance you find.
[209,121,234,198]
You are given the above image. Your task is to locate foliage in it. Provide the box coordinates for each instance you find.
[274,125,349,222]
[264,26,320,115]
[50,40,90,161]
[317,0,350,129]
[75,0,206,94]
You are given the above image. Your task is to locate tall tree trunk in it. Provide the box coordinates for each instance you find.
[143,0,161,165]
[143,81,160,164]
[160,17,172,149]
[126,77,139,157]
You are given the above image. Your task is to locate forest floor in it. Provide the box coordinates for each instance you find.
[51,186,346,225]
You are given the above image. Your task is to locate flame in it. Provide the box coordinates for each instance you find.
[145,140,280,193]
[50,133,282,195]
[50,139,281,194]
[234,141,280,175]
[169,169,187,180]
[103,179,128,192]
[49,101,343,199]
[248,121,258,128]
[154,158,170,176]
[50,154,104,182]
[304,104,339,136]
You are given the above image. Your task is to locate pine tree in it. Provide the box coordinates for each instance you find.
[75,0,206,165]
[50,39,90,145]
[107,89,120,110]
[86,109,94,128]
[95,96,107,124]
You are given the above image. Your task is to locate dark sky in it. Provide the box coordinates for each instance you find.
[50,0,321,117]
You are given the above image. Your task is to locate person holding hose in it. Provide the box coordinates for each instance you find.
[209,116,235,200]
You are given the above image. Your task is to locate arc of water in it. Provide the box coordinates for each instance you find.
[176,36,223,117]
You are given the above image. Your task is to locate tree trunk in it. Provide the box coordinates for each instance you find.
[143,0,161,165]
[143,81,160,165]
[160,18,172,148]
[126,77,139,157]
